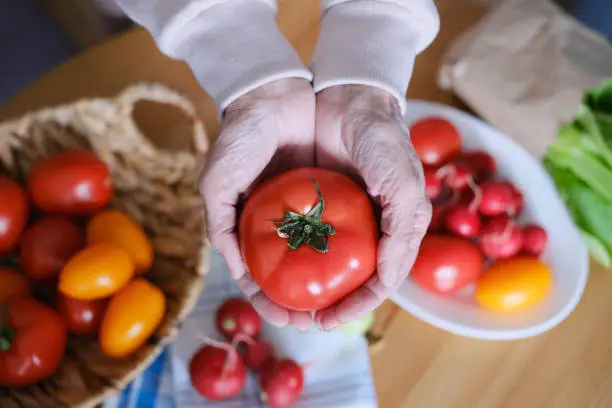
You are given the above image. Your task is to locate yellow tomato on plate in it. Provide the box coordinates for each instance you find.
[475,257,553,312]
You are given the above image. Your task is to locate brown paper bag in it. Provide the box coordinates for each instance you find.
[439,0,612,157]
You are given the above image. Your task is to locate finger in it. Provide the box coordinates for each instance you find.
[314,275,391,331]
[378,195,431,288]
[237,274,313,330]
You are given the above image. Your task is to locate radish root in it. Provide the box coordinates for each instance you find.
[466,177,482,213]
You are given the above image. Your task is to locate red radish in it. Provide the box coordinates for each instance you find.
[189,344,246,401]
[424,168,443,200]
[522,225,548,256]
[445,204,480,238]
[233,334,276,372]
[510,187,524,216]
[460,151,496,179]
[478,181,515,217]
[216,298,261,340]
[260,359,304,408]
[438,163,474,190]
[478,215,523,259]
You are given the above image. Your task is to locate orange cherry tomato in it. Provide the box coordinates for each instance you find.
[0,177,29,253]
[87,210,153,275]
[0,268,31,304]
[27,150,113,215]
[475,257,553,312]
[59,242,135,300]
[56,293,108,336]
[20,217,84,281]
[99,279,166,358]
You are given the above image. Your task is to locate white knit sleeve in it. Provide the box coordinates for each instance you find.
[311,0,440,113]
[114,0,313,111]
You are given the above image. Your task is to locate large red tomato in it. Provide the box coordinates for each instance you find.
[0,296,67,387]
[410,235,483,295]
[239,168,378,311]
[27,150,113,215]
[0,176,29,253]
[409,117,462,167]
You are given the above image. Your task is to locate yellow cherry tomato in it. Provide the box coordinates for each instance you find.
[475,257,553,312]
[59,242,135,300]
[99,279,166,358]
[87,210,153,275]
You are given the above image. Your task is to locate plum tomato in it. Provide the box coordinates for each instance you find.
[99,279,166,358]
[20,217,84,281]
[0,176,29,253]
[475,257,552,312]
[410,235,484,295]
[409,117,462,166]
[215,298,261,340]
[27,150,113,215]
[239,168,378,311]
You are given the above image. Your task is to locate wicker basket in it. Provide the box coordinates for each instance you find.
[0,83,210,408]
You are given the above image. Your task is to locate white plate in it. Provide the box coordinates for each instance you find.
[391,100,589,340]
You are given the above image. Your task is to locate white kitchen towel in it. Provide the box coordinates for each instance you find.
[169,249,378,408]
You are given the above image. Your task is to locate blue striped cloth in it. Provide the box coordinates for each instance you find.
[105,250,377,408]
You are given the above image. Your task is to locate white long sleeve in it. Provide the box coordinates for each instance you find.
[311,0,440,113]
[114,0,312,111]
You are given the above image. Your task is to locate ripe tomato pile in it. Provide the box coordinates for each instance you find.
[190,298,304,407]
[0,150,165,387]
[409,117,553,312]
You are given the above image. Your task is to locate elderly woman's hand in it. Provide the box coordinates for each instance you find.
[199,78,315,330]
[314,85,432,330]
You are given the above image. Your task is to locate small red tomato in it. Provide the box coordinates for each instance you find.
[189,345,246,401]
[27,150,113,215]
[216,298,261,340]
[0,176,29,253]
[0,296,67,387]
[56,293,108,335]
[20,217,84,281]
[260,358,305,408]
[409,117,462,167]
[411,235,484,295]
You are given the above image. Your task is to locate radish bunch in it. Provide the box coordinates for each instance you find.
[189,297,305,407]
[411,116,548,262]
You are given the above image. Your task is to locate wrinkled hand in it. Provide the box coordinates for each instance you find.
[314,85,432,330]
[199,78,315,330]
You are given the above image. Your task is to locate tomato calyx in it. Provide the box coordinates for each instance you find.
[0,305,14,352]
[274,179,336,253]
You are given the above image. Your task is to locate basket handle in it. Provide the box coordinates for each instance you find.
[113,83,209,154]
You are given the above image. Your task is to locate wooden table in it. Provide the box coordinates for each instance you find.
[3,1,612,407]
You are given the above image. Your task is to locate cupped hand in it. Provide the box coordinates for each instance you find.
[199,78,315,330]
[314,85,432,330]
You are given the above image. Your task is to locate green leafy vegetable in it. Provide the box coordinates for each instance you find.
[545,77,612,267]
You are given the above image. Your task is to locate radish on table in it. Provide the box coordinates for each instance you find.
[260,358,305,408]
[189,343,247,401]
[215,297,261,340]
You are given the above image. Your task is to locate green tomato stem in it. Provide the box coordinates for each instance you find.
[275,178,336,253]
[0,304,14,352]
